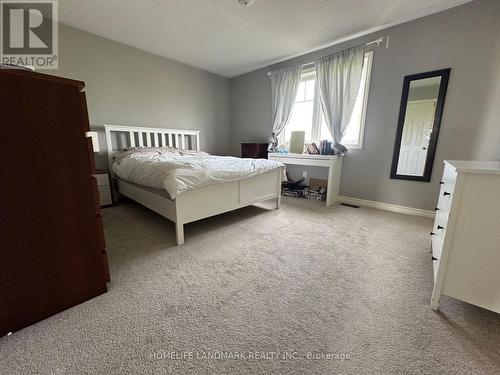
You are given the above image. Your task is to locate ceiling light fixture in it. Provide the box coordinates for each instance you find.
[238,0,256,6]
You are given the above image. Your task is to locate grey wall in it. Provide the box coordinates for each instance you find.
[229,0,500,211]
[42,23,230,169]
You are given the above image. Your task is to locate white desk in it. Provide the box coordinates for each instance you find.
[268,153,343,206]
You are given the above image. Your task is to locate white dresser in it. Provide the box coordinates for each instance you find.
[430,160,500,313]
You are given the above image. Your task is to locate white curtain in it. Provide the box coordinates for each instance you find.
[269,66,302,147]
[315,45,365,150]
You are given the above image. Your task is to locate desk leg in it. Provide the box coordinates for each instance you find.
[276,168,282,209]
[326,165,334,207]
[326,160,342,207]
[326,192,333,206]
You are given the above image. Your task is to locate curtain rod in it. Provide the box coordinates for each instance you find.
[267,35,389,77]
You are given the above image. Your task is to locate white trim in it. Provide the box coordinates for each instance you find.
[338,195,435,218]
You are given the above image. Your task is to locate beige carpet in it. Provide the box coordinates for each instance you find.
[1,198,499,374]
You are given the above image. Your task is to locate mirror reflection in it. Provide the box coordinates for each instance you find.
[396,77,441,176]
[390,68,450,182]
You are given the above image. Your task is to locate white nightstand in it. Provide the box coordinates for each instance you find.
[92,170,112,206]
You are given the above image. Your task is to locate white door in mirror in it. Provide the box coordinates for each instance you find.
[396,100,436,176]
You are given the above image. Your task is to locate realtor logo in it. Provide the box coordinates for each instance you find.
[1,0,58,68]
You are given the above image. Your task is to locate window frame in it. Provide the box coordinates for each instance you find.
[281,50,373,150]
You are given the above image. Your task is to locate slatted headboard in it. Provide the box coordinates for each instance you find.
[103,124,200,174]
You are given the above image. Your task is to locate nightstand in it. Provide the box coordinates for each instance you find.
[92,170,112,206]
[241,143,268,158]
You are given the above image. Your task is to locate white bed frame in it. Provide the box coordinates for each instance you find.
[104,124,281,245]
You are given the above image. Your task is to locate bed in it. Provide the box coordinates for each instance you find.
[104,124,283,245]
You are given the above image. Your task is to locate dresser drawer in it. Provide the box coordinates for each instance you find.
[433,209,449,233]
[96,213,106,249]
[437,184,454,213]
[431,209,448,260]
[442,163,457,191]
[433,258,440,283]
[431,231,444,259]
[93,173,110,186]
[98,186,113,206]
[90,176,101,213]
[438,164,457,212]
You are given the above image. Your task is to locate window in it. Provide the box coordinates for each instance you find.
[282,51,373,150]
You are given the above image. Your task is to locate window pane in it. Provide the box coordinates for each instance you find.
[305,79,315,101]
[341,86,364,144]
[296,81,306,102]
[320,113,333,141]
[280,53,371,150]
[342,55,368,145]
[281,77,316,146]
[284,100,314,145]
[319,53,371,148]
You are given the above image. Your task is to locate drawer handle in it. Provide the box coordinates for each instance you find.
[432,256,438,261]
[430,232,436,236]
[437,225,444,230]
[439,181,444,185]
[443,191,451,196]
[435,207,440,211]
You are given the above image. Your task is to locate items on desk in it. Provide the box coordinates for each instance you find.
[305,142,320,154]
[289,131,305,154]
[319,140,348,157]
[281,176,327,201]
[304,189,326,201]
[268,132,279,152]
[281,175,307,197]
[277,145,289,155]
[305,178,327,201]
[320,140,334,155]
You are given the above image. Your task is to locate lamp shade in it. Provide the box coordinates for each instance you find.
[86,131,100,153]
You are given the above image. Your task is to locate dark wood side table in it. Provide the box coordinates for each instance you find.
[241,143,269,159]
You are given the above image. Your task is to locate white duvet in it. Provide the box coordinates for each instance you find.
[112,147,285,199]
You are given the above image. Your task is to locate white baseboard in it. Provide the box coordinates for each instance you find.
[338,196,435,218]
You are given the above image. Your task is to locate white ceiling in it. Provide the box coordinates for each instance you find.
[58,0,472,77]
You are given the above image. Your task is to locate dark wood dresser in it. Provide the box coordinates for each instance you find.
[241,143,268,159]
[0,68,110,336]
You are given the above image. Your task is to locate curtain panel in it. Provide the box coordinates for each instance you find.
[315,45,365,152]
[269,65,302,150]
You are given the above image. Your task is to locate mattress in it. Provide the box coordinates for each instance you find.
[117,178,173,200]
[112,147,285,200]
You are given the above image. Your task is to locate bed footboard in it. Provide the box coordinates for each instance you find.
[117,170,281,246]
[174,169,282,245]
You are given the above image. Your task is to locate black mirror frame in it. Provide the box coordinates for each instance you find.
[390,68,451,182]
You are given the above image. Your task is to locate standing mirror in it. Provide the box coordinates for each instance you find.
[390,68,450,182]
